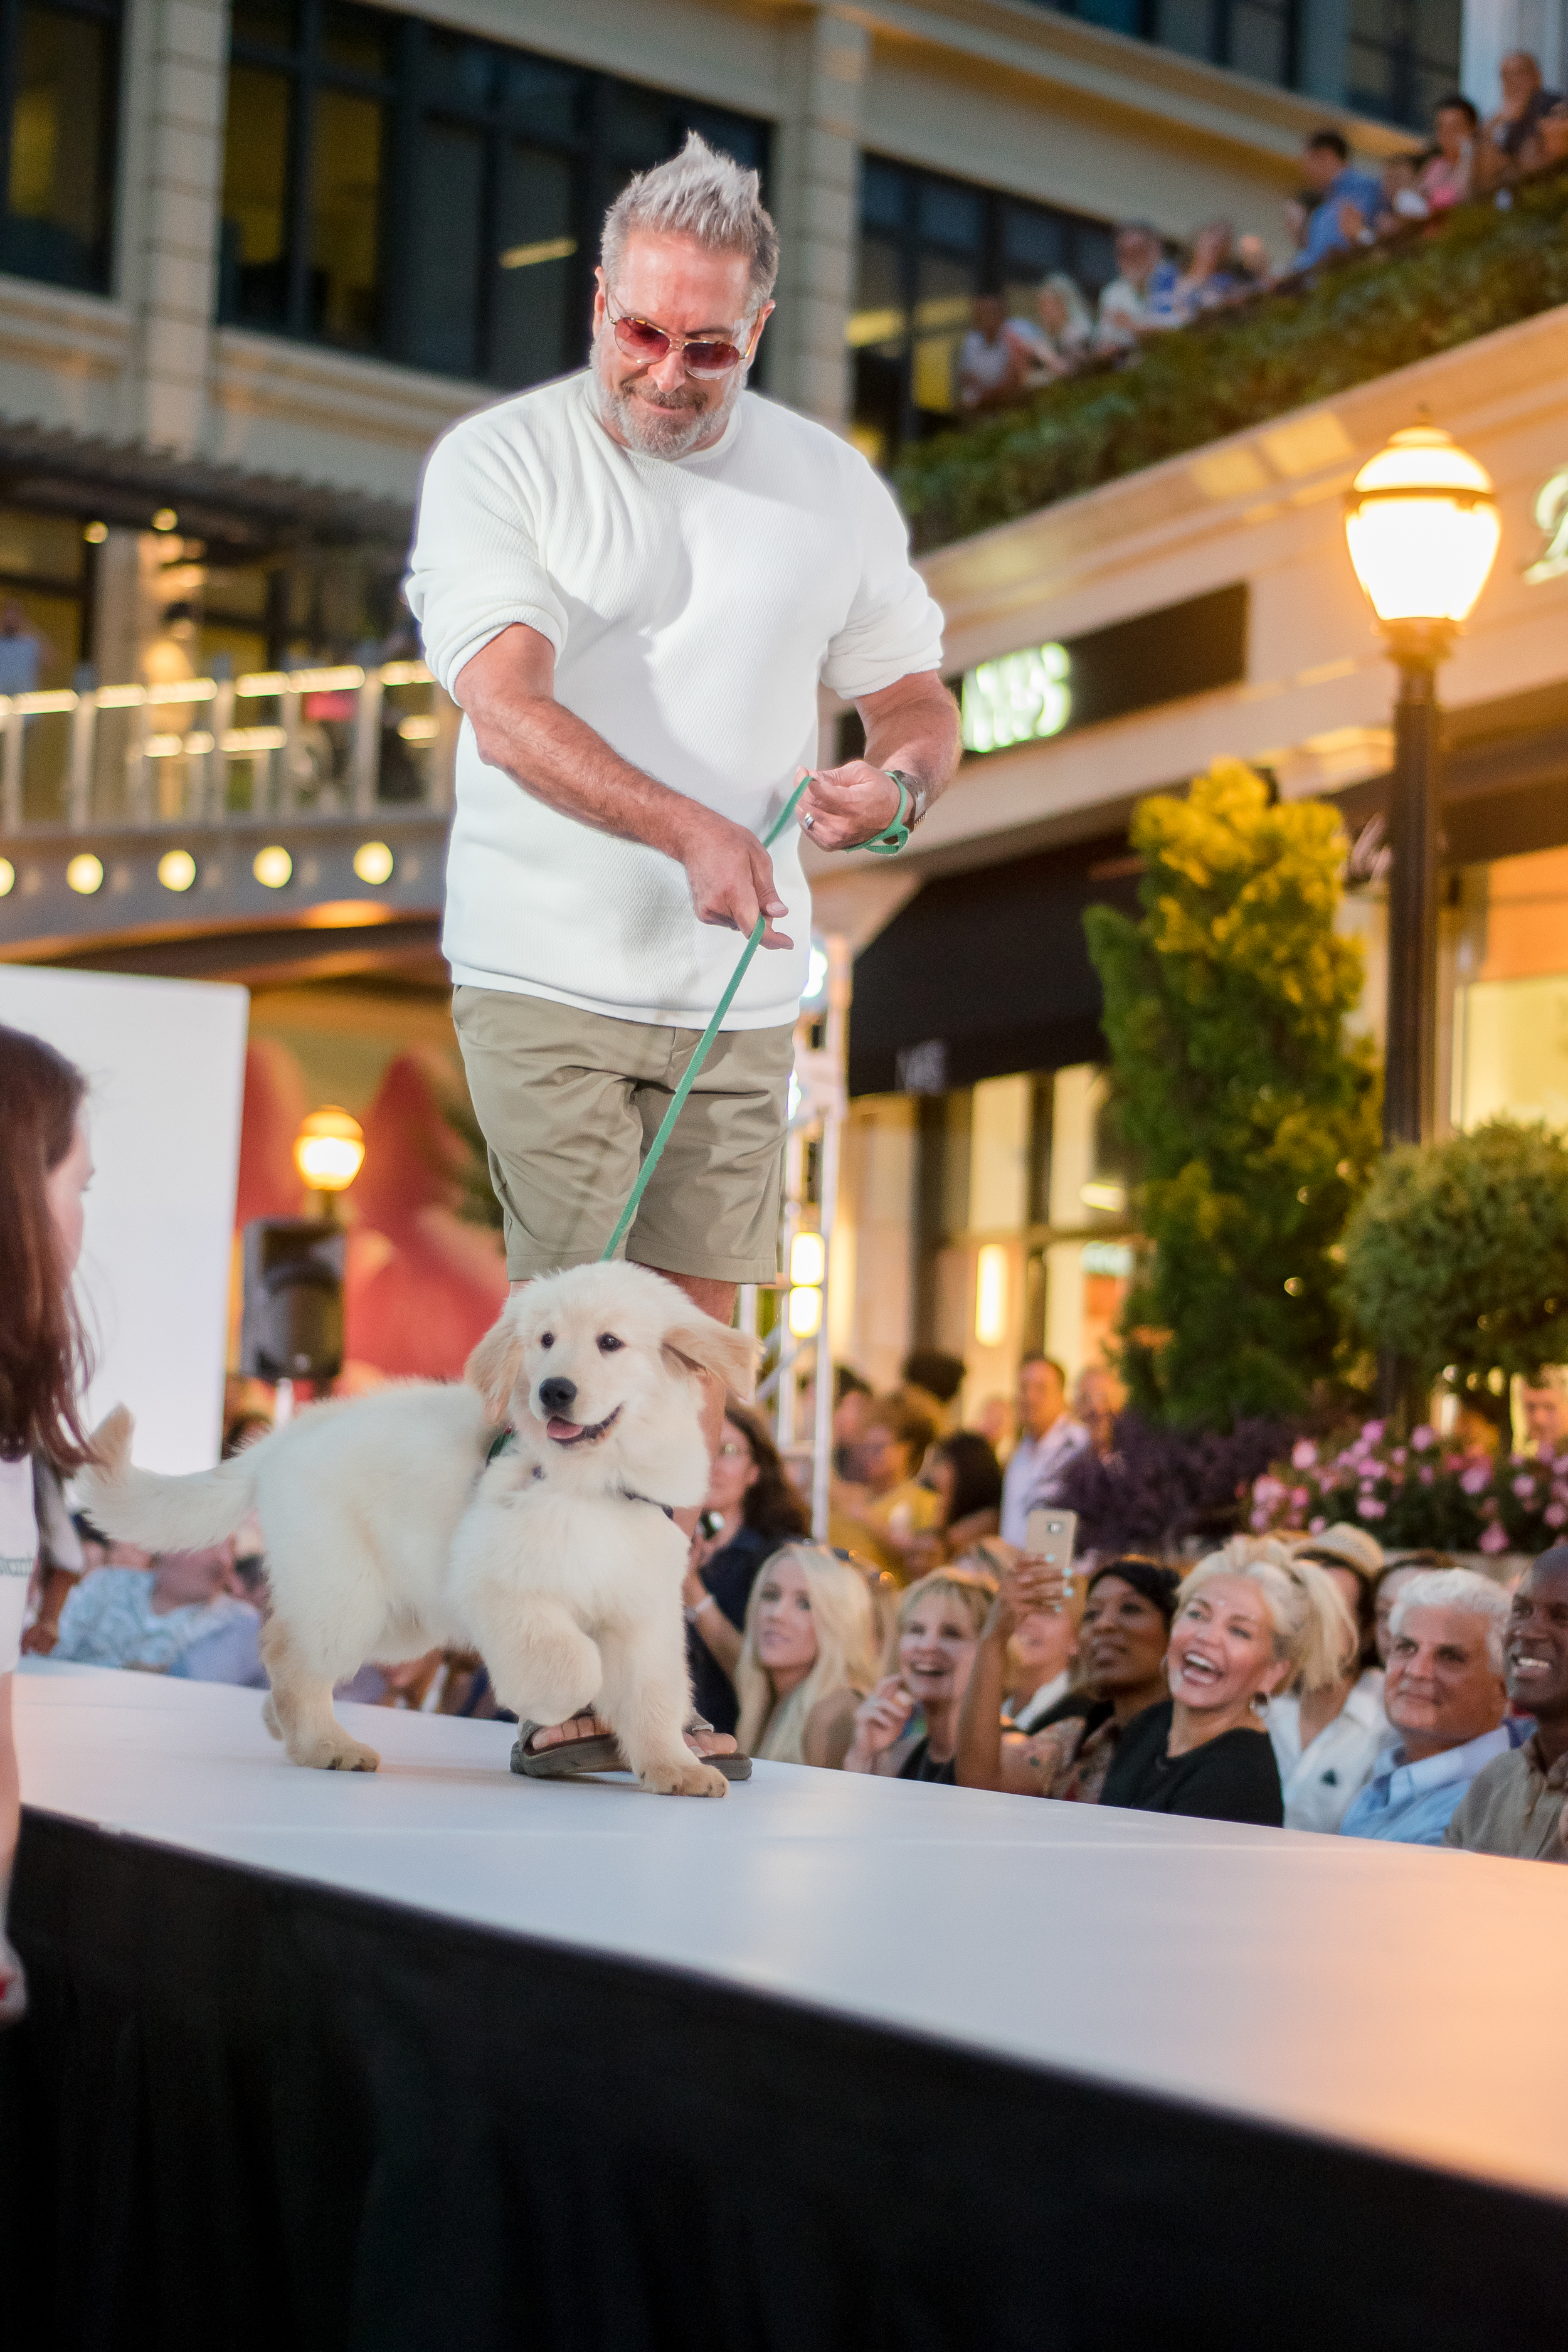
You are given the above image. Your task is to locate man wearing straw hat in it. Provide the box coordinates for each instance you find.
[407,134,956,1338]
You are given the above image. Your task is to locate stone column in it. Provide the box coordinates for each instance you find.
[116,0,230,456]
[770,4,868,429]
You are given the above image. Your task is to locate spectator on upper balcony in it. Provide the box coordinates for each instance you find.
[1375,152,1431,232]
[1027,273,1095,381]
[1295,130,1384,268]
[1094,223,1183,352]
[1484,50,1564,179]
[957,294,1049,415]
[1420,95,1480,211]
[1173,220,1253,313]
[0,600,50,697]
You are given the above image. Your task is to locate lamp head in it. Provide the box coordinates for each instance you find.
[294,1106,365,1194]
[1343,422,1500,657]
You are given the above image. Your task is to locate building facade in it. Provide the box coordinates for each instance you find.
[820,300,1568,1401]
[0,0,1552,1412]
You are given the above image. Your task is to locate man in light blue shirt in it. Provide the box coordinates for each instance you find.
[1342,1569,1523,1846]
[1298,129,1384,268]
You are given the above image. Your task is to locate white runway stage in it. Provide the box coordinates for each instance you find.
[14,1659,1568,2203]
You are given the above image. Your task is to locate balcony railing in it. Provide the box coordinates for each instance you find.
[0,659,458,836]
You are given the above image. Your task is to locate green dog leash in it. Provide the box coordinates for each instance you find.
[596,768,914,1265]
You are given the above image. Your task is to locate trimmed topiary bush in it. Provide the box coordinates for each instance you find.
[896,163,1568,552]
[1340,1118,1568,1438]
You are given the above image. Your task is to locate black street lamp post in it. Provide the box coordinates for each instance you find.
[1342,423,1501,1422]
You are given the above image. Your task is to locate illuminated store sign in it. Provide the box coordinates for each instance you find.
[961,642,1071,753]
[955,583,1249,759]
[1525,466,1568,584]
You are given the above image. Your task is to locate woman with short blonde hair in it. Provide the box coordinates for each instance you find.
[1098,1537,1353,1826]
[734,1544,879,1767]
[844,1565,997,1783]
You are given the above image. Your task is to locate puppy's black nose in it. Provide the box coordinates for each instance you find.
[539,1377,577,1415]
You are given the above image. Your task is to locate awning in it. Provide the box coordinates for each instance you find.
[847,829,1142,1097]
[0,416,413,558]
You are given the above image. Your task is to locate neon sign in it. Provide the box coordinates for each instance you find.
[960,642,1071,755]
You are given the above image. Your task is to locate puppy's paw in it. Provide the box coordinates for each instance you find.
[289,1731,381,1772]
[639,1757,728,1798]
[260,1693,282,1742]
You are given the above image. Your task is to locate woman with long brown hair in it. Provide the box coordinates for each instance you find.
[0,1022,97,2021]
[682,1397,810,1734]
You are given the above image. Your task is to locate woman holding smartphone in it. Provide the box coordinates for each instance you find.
[0,1024,97,2021]
[843,1566,996,1783]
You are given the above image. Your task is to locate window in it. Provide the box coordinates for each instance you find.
[1046,0,1459,127]
[850,158,1115,463]
[0,0,120,290]
[1344,0,1463,132]
[1048,1,1299,91]
[218,1,771,389]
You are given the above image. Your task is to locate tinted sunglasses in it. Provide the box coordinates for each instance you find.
[606,291,755,378]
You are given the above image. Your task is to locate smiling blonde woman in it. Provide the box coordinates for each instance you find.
[1097,1537,1354,1828]
[734,1545,879,1767]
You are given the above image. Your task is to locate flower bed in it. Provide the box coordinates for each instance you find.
[1249,1422,1568,1557]
[896,162,1568,553]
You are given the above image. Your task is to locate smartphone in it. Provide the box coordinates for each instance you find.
[1024,1508,1079,1603]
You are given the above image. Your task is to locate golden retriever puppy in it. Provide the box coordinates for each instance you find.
[80,1264,751,1792]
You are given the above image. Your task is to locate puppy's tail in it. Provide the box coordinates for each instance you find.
[77,1405,265,1553]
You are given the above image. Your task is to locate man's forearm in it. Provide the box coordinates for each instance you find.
[464,681,694,860]
[861,679,961,813]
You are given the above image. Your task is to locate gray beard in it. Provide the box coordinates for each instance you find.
[591,326,747,458]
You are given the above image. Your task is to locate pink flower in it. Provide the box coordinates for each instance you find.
[1357,1496,1387,1519]
[1514,1475,1538,1500]
[1480,1523,1510,1554]
[1249,1505,1269,1531]
[1547,1503,1568,1528]
[1361,1421,1385,1445]
[1308,1516,1326,1534]
[1291,1439,1318,1470]
[1392,1448,1407,1466]
[1291,1487,1309,1510]
[1411,1424,1435,1451]
[1459,1465,1491,1496]
[1419,1465,1436,1485]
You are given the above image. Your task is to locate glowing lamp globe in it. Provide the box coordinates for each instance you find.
[1343,423,1500,633]
[294,1106,364,1193]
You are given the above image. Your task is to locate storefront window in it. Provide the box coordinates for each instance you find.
[218,2,770,388]
[902,1061,1135,1391]
[0,0,120,292]
[1453,848,1568,1132]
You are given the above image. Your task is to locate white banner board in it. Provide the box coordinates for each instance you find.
[0,967,248,1472]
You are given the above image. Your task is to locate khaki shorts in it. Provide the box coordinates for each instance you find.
[452,985,793,1284]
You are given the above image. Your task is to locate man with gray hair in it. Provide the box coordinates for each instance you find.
[406,134,955,1338]
[1339,1569,1522,1846]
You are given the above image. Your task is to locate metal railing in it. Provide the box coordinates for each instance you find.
[0,658,458,834]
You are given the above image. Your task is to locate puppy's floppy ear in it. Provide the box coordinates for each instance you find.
[662,1318,758,1401]
[465,1314,527,1423]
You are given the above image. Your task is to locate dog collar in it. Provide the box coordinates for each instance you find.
[485,1431,671,1518]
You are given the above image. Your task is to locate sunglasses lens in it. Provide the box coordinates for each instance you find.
[683,339,744,376]
[613,316,671,361]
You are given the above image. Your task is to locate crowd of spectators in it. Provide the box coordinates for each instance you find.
[18,1314,1568,1865]
[956,47,1568,421]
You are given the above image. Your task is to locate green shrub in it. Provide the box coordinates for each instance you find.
[1340,1119,1568,1431]
[1085,758,1381,1429]
[896,166,1568,551]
